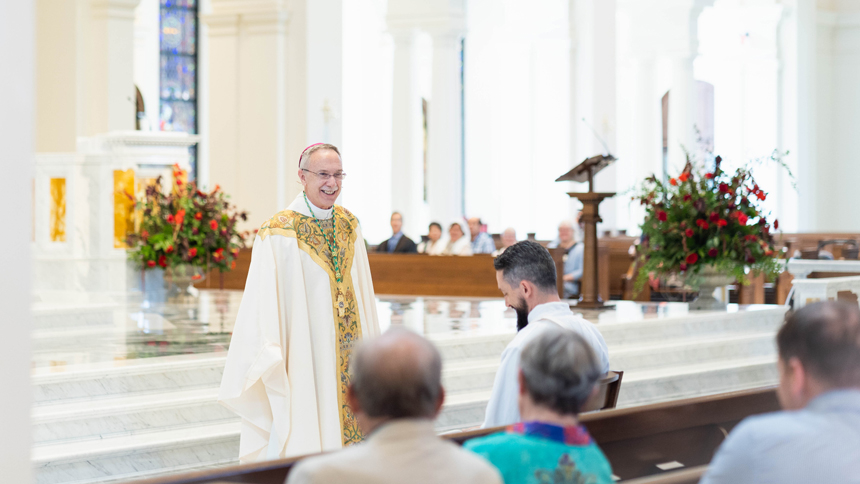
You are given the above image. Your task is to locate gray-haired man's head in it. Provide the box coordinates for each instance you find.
[520,328,602,416]
[349,327,444,422]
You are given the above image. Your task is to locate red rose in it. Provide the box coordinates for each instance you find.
[167,214,175,224]
[669,178,678,186]
[745,235,757,242]
[176,178,184,187]
[141,230,149,239]
[685,228,694,237]
[719,183,729,193]
[774,219,779,230]
[189,247,198,257]
[717,219,728,227]
[708,248,718,257]
[757,191,766,201]
[175,209,186,227]
[215,248,224,255]
[657,211,668,222]
[738,213,749,225]
[709,212,719,222]
[679,173,690,182]
[683,194,692,202]
[210,219,218,231]
[686,253,699,265]
[194,212,202,220]
[705,173,715,179]
[213,247,225,261]
[166,245,174,254]
[680,263,688,271]
[147,260,156,268]
[696,219,710,230]
[158,255,167,268]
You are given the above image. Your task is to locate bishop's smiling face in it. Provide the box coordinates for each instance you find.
[300,149,343,209]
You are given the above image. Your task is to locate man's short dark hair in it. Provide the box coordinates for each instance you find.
[493,240,557,293]
[429,222,442,231]
[777,301,860,388]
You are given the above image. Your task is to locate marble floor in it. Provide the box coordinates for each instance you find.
[31,291,787,484]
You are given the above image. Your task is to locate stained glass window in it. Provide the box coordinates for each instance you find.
[160,0,198,178]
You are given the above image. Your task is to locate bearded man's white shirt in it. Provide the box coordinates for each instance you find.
[218,193,380,462]
[481,302,609,428]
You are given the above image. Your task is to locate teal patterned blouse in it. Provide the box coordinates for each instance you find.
[465,421,614,484]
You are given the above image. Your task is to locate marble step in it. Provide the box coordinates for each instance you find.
[596,308,785,346]
[32,392,491,484]
[609,332,777,371]
[33,355,227,405]
[32,387,235,445]
[431,333,515,362]
[33,421,240,484]
[618,355,778,407]
[32,302,119,330]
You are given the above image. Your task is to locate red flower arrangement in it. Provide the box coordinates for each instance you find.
[127,164,249,273]
[632,152,790,292]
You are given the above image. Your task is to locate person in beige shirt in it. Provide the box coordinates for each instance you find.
[285,327,502,484]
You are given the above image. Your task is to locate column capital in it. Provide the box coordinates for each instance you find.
[91,0,141,20]
[203,0,288,36]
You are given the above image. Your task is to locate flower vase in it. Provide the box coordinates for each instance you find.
[165,264,205,303]
[688,265,735,311]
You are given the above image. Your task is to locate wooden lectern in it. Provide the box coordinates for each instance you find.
[556,154,616,309]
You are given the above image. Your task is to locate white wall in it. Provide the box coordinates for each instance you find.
[0,1,34,481]
[464,0,573,240]
[341,0,395,243]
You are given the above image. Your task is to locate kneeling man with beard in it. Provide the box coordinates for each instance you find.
[482,241,609,428]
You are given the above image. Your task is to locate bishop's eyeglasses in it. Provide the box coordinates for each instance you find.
[302,169,347,181]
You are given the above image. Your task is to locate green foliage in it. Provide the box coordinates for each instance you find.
[632,150,789,295]
[126,164,250,273]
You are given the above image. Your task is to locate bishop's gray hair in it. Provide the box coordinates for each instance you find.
[349,327,443,419]
[299,143,341,169]
[520,328,603,415]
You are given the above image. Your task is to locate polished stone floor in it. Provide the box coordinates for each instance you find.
[31,291,787,484]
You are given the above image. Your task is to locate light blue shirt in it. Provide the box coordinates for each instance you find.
[472,232,496,254]
[701,389,860,484]
[386,231,403,252]
[548,241,584,298]
[482,302,610,428]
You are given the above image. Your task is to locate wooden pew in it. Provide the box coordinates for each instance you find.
[120,387,779,484]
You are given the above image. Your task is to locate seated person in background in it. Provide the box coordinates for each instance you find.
[492,228,517,257]
[286,327,502,484]
[443,221,473,256]
[483,241,609,428]
[700,301,860,484]
[417,222,447,255]
[466,328,614,484]
[377,212,417,253]
[469,217,496,254]
[547,221,583,299]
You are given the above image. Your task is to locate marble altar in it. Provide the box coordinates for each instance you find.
[786,258,860,279]
[31,293,786,484]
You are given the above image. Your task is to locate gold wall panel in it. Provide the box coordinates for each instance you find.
[49,178,67,242]
[114,169,136,248]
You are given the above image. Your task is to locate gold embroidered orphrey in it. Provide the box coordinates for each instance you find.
[258,206,364,446]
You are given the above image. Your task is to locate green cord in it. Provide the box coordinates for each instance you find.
[303,191,342,283]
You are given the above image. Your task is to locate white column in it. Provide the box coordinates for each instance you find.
[133,0,160,131]
[778,0,816,232]
[389,27,425,238]
[571,0,617,230]
[0,0,33,481]
[86,0,142,135]
[667,55,696,172]
[204,1,289,228]
[426,26,464,224]
[36,0,80,152]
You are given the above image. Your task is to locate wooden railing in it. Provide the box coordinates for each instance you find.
[120,386,779,484]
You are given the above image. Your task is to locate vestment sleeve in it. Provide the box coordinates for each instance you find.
[218,235,292,462]
[699,419,759,484]
[482,346,522,428]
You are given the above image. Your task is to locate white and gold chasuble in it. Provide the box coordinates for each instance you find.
[218,194,380,463]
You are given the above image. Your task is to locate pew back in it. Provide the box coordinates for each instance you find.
[121,387,779,484]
